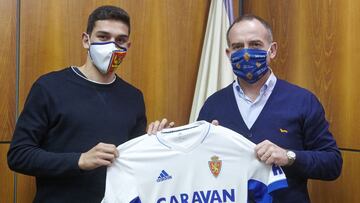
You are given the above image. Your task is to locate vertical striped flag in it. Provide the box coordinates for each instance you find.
[189,0,235,122]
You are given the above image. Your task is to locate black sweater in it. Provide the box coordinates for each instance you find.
[8,67,147,203]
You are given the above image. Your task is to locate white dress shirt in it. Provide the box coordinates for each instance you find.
[232,72,277,129]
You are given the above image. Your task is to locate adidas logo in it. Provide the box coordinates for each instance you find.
[156,170,172,182]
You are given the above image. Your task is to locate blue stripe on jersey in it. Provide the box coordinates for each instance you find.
[130,196,141,203]
[267,179,288,193]
[162,170,169,176]
[156,135,172,149]
[248,179,271,203]
[200,122,212,144]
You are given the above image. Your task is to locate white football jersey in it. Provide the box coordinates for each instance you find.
[102,121,287,203]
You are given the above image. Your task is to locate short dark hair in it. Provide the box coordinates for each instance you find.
[226,14,273,46]
[86,5,131,35]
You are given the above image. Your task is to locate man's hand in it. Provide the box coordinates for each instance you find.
[78,142,119,170]
[147,118,175,135]
[254,140,289,166]
[211,120,219,125]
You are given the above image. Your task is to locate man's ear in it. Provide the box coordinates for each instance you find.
[226,48,231,59]
[82,32,90,49]
[269,42,277,59]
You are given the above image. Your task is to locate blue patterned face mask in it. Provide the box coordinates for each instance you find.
[230,47,270,84]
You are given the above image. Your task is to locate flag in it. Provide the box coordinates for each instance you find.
[189,0,235,122]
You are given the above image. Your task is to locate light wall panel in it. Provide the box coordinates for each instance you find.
[308,151,360,202]
[15,174,36,203]
[0,144,14,203]
[118,0,210,124]
[0,0,16,141]
[243,0,360,150]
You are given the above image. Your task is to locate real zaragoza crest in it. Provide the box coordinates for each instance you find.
[243,52,250,61]
[208,155,222,177]
[109,51,126,72]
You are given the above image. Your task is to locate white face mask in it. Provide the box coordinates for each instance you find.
[89,42,127,74]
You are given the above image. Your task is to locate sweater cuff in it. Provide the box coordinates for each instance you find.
[287,150,308,177]
[69,152,84,174]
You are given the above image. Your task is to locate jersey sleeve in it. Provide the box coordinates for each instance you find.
[216,125,288,203]
[102,138,148,203]
[247,164,287,203]
[244,149,288,202]
[101,163,140,203]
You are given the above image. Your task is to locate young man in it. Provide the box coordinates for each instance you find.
[7,5,146,202]
[197,15,342,202]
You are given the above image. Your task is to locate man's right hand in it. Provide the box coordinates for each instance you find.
[78,142,119,170]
